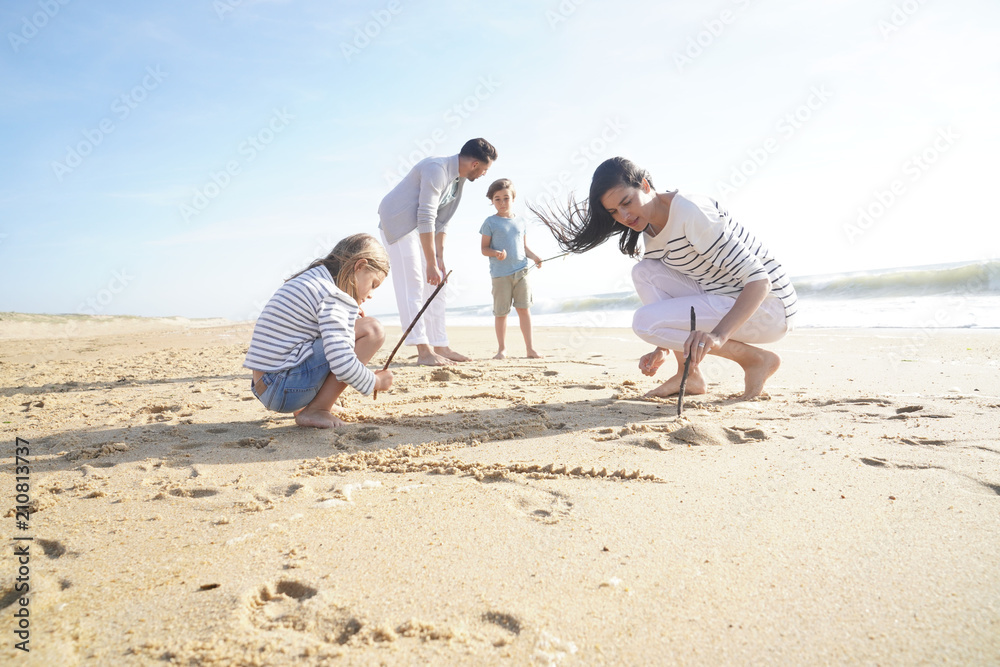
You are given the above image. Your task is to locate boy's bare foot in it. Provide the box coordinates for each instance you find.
[417,352,454,366]
[493,350,506,360]
[526,349,542,359]
[739,350,780,400]
[644,369,707,398]
[434,346,470,362]
[295,408,346,429]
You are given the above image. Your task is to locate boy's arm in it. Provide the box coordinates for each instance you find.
[524,235,542,268]
[482,234,506,260]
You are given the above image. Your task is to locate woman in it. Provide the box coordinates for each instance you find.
[534,157,797,400]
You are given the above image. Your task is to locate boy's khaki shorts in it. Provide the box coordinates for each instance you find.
[491,269,532,317]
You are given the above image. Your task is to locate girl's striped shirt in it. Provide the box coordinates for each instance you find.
[244,266,376,396]
[642,193,798,322]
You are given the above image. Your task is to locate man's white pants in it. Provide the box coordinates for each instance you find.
[381,228,448,347]
[631,259,788,352]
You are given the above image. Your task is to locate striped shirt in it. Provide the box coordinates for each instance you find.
[244,266,377,396]
[643,193,798,321]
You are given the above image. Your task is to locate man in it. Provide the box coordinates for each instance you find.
[378,138,497,366]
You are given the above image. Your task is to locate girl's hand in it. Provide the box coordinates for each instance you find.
[374,369,394,392]
[496,249,507,261]
[534,257,542,269]
[638,348,666,377]
[684,331,724,365]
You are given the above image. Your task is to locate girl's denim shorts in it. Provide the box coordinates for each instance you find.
[251,338,330,413]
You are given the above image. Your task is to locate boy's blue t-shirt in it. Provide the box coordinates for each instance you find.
[479,214,531,278]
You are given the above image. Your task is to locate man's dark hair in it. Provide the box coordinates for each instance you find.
[459,138,497,163]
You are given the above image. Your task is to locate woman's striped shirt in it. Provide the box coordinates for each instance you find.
[642,193,798,322]
[244,266,376,396]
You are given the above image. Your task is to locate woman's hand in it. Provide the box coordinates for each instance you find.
[496,249,507,261]
[638,348,667,377]
[684,331,724,365]
[374,369,394,392]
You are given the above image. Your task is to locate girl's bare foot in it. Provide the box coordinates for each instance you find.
[493,350,506,359]
[434,346,470,362]
[644,369,707,398]
[295,408,346,429]
[526,349,543,358]
[739,350,780,400]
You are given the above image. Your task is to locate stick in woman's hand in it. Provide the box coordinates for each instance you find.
[677,306,696,416]
[373,270,452,400]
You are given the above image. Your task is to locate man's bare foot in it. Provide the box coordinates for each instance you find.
[295,408,346,429]
[643,369,708,398]
[493,350,506,360]
[417,352,454,366]
[526,349,543,358]
[434,346,470,362]
[739,350,780,400]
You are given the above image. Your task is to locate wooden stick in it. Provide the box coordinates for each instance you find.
[677,306,696,416]
[373,270,452,400]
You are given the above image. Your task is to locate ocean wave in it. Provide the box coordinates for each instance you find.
[793,260,1000,298]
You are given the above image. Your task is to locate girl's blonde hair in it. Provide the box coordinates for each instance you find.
[288,233,390,304]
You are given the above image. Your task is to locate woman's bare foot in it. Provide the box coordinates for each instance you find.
[295,408,346,429]
[435,346,470,362]
[644,369,707,398]
[526,349,543,358]
[493,350,506,360]
[739,350,781,400]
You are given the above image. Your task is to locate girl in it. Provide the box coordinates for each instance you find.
[244,233,393,428]
[533,157,797,400]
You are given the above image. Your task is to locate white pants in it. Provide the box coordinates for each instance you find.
[381,228,448,347]
[631,259,787,352]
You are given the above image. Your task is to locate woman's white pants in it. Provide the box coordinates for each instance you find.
[381,229,448,347]
[631,259,788,352]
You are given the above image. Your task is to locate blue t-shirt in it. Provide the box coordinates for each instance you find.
[480,214,531,278]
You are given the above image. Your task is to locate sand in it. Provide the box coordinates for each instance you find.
[1,312,999,665]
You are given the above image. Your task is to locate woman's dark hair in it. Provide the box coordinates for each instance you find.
[531,157,653,257]
[460,137,498,164]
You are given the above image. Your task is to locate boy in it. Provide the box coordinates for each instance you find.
[480,178,543,359]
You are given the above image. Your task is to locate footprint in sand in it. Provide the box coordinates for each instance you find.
[244,579,365,644]
[668,424,768,446]
[494,485,574,524]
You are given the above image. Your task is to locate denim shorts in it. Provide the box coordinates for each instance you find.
[251,338,331,413]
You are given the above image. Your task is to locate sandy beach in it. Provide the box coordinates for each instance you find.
[1,313,999,665]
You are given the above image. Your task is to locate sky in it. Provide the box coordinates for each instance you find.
[1,0,998,322]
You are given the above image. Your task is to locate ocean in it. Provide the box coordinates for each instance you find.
[378,260,1000,330]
